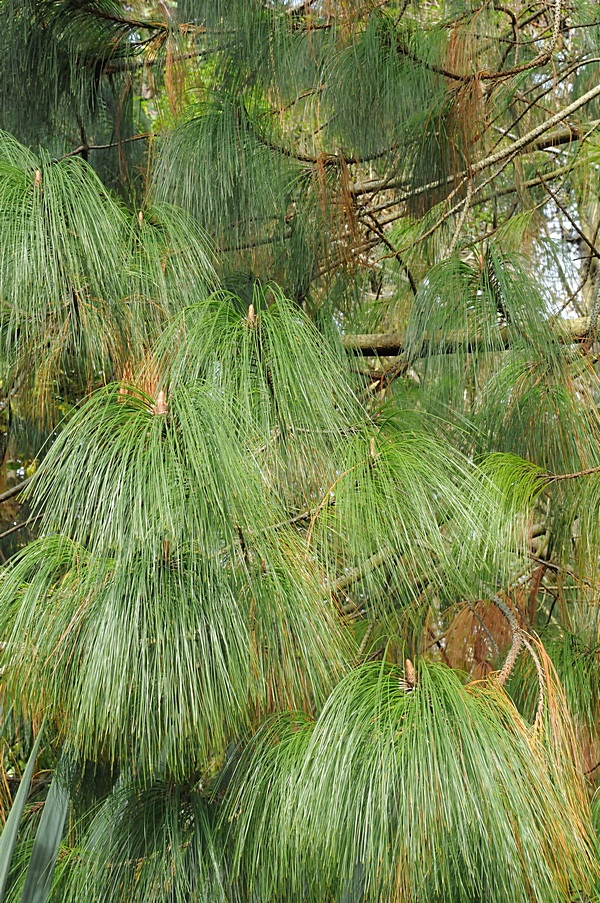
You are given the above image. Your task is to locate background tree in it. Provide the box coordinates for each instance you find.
[1,1,600,901]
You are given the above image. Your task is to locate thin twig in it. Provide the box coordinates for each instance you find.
[556,217,600,314]
[103,48,213,74]
[467,600,500,658]
[0,478,32,505]
[540,176,600,260]
[447,179,473,256]
[529,553,600,593]
[57,132,152,162]
[393,0,411,27]
[364,213,418,294]
[0,514,43,541]
[473,162,573,208]
[546,465,600,482]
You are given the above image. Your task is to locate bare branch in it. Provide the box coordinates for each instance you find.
[0,514,43,541]
[341,316,593,357]
[0,477,32,505]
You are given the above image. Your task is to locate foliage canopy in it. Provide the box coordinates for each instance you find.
[1,1,600,901]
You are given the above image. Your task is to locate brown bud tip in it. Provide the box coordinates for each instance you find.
[153,390,168,415]
[405,658,416,687]
[369,436,376,458]
[138,210,144,224]
[248,303,256,325]
[35,169,42,185]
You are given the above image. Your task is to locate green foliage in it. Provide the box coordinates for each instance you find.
[0,132,216,421]
[326,13,450,170]
[0,724,44,902]
[64,779,227,903]
[309,414,520,613]
[0,290,525,783]
[0,382,351,776]
[154,98,294,251]
[227,661,597,902]
[3,1,600,899]
[19,748,73,903]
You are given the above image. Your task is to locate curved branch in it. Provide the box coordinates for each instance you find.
[520,634,546,732]
[492,595,523,686]
[492,595,546,731]
[478,0,562,80]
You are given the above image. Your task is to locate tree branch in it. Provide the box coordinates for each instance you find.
[341,316,593,357]
[0,514,42,540]
[364,213,417,294]
[492,594,546,729]
[546,464,600,482]
[349,120,600,199]
[58,133,152,162]
[540,176,600,260]
[0,477,32,505]
[478,0,562,81]
[472,85,600,175]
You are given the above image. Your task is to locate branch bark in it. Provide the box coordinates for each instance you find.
[0,514,42,540]
[0,477,32,505]
[472,85,600,175]
[350,120,600,199]
[342,316,592,357]
[492,594,545,730]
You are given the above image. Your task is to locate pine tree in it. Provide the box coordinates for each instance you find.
[1,2,600,901]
